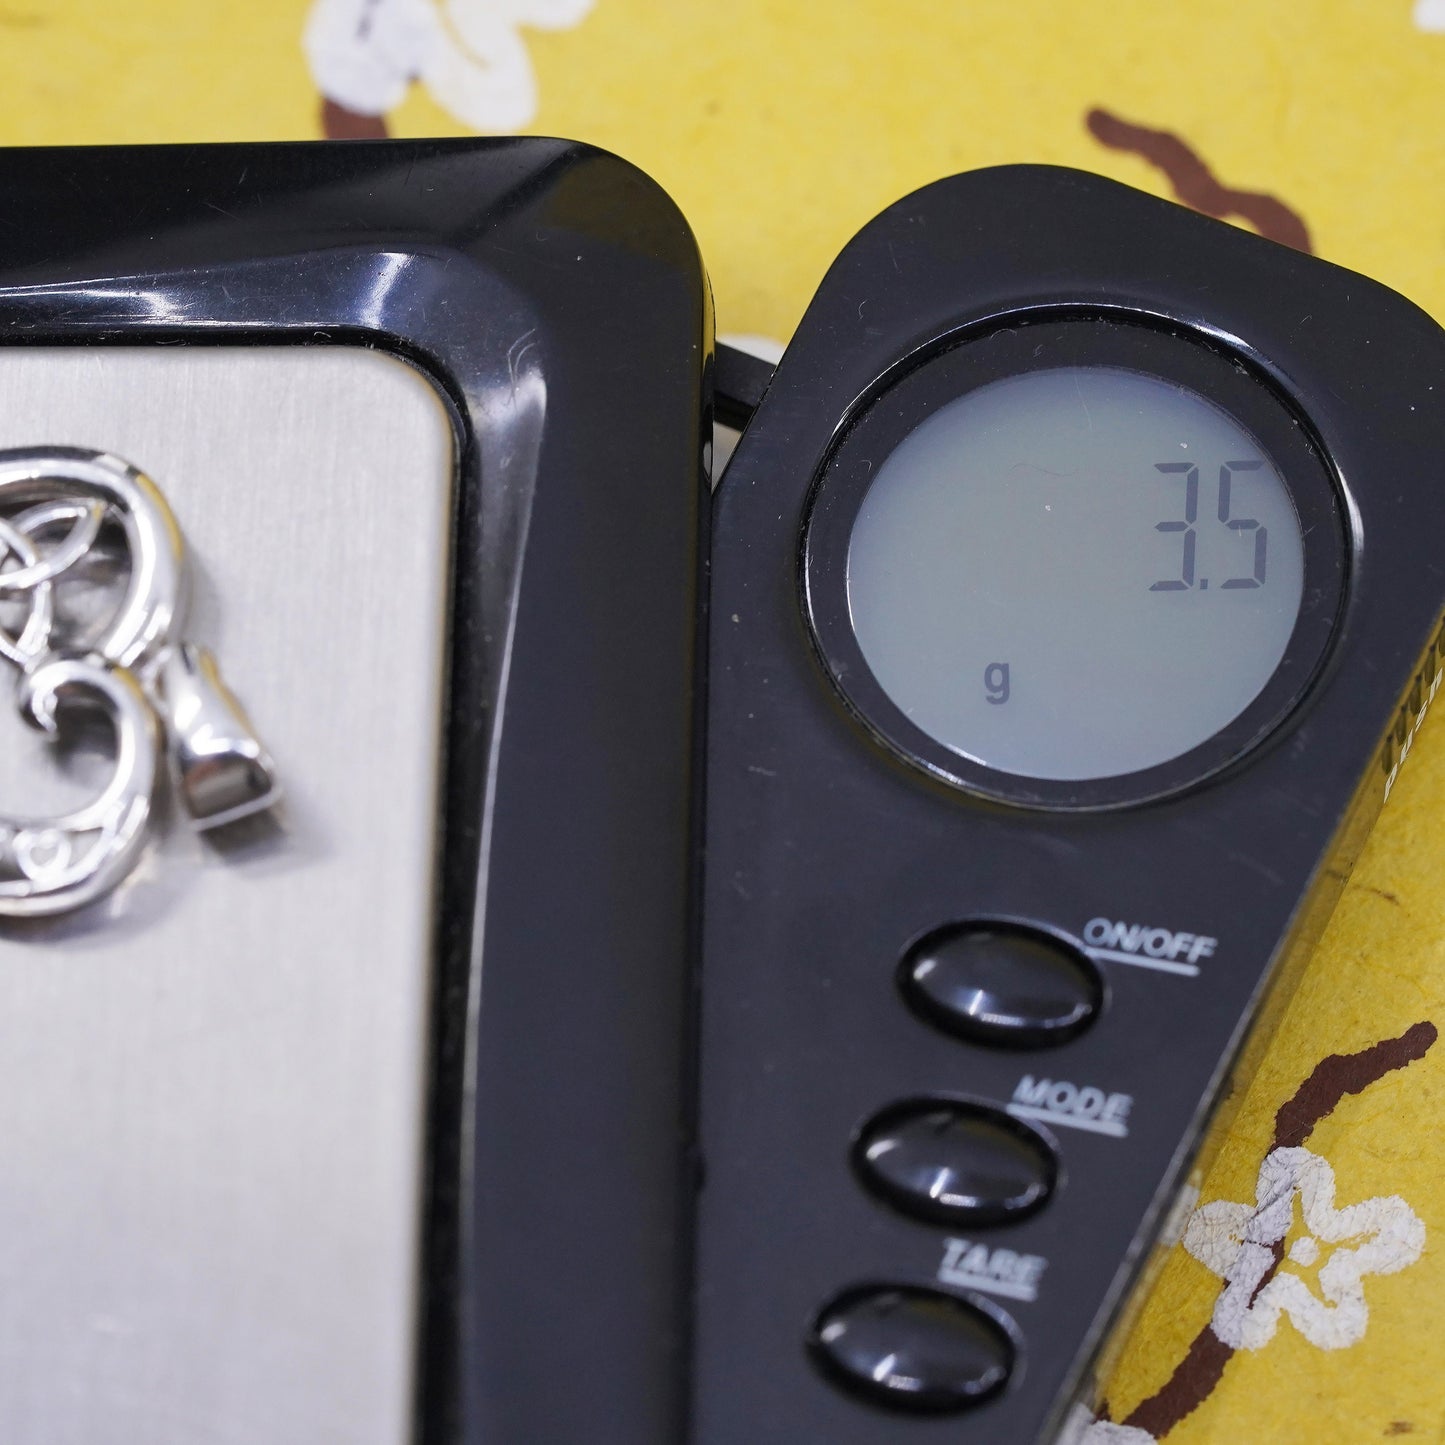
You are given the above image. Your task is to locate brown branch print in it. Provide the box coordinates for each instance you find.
[321,98,390,140]
[1087,108,1311,254]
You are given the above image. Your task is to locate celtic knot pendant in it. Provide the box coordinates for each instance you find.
[0,447,280,918]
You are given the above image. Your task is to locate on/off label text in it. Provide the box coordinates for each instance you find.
[1082,916,1217,977]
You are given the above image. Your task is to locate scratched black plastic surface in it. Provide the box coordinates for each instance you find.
[695,166,1445,1443]
[0,140,709,1445]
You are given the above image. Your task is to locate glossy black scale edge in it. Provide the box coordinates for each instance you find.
[0,140,710,1445]
[694,164,1445,1445]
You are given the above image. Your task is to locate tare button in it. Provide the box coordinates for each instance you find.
[1007,1074,1133,1138]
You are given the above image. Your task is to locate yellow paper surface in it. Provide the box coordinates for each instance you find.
[5,3,1445,1436]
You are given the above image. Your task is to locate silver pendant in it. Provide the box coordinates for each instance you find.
[0,446,279,917]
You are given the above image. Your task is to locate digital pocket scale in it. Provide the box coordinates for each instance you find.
[698,165,1445,1443]
[0,145,1441,1445]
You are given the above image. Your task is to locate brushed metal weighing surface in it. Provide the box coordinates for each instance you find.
[0,349,454,1445]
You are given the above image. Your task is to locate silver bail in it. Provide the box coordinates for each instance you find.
[152,642,281,831]
[0,445,282,916]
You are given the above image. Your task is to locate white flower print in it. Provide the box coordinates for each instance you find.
[304,0,596,131]
[1058,1405,1156,1445]
[1077,1421,1157,1444]
[1182,1146,1424,1351]
[1417,0,1445,32]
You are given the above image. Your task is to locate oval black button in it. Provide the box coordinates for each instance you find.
[900,922,1101,1047]
[853,1098,1055,1225]
[808,1284,1014,1412]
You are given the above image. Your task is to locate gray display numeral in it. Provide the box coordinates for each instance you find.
[1150,462,1198,591]
[1218,460,1267,589]
[1151,459,1267,591]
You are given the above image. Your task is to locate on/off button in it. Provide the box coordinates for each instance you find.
[899,922,1102,1048]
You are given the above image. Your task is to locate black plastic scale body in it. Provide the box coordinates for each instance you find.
[694,166,1445,1442]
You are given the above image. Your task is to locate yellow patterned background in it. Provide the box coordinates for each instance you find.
[5,2,1445,1438]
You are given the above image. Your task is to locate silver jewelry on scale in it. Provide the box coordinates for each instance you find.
[0,446,279,918]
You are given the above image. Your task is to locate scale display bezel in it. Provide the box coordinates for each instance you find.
[801,313,1351,810]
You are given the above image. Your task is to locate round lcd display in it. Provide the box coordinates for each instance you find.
[844,365,1305,781]
[802,320,1349,806]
